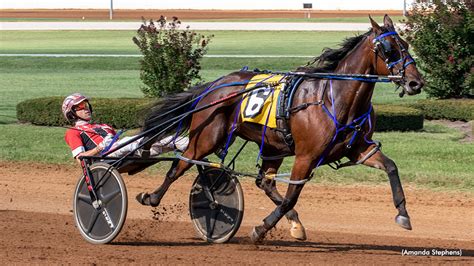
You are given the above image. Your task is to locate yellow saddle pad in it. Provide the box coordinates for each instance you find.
[240,74,284,128]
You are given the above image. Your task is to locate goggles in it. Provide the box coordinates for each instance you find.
[74,101,90,111]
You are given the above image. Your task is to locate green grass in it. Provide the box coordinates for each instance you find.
[0,30,353,55]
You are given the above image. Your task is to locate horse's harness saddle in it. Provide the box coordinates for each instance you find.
[242,72,303,157]
[240,71,300,153]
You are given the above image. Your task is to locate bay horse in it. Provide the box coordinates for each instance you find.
[136,15,424,242]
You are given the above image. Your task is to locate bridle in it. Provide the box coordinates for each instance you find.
[372,31,416,95]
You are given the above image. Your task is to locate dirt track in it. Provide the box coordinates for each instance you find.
[0,161,472,263]
[0,9,403,20]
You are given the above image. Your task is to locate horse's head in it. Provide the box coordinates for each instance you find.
[369,15,424,96]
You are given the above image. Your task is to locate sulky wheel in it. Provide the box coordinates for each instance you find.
[189,167,244,243]
[73,162,128,244]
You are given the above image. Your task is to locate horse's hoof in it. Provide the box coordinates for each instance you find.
[290,224,307,241]
[250,225,266,244]
[135,192,159,207]
[395,215,412,230]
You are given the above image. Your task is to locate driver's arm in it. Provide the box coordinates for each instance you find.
[75,146,104,164]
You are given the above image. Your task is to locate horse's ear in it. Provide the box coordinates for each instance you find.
[369,15,382,34]
[383,14,394,30]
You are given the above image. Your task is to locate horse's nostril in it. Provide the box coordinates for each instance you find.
[408,80,421,90]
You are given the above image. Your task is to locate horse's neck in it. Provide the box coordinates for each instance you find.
[328,38,375,124]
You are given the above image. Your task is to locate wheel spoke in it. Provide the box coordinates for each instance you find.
[94,170,113,190]
[205,209,219,239]
[101,189,121,204]
[191,200,211,209]
[86,210,100,234]
[77,193,92,205]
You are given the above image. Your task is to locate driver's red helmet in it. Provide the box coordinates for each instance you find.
[62,93,89,122]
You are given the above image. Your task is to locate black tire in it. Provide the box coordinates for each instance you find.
[189,167,244,243]
[73,162,128,244]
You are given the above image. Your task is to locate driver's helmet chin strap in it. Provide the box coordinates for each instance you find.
[75,119,90,126]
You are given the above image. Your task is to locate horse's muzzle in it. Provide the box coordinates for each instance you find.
[404,78,424,95]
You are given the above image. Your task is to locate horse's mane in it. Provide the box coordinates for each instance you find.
[297,30,374,73]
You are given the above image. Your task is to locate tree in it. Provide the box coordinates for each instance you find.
[402,1,473,98]
[133,16,212,98]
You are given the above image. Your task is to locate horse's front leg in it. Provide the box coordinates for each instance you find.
[351,144,412,230]
[251,156,312,243]
[257,159,306,240]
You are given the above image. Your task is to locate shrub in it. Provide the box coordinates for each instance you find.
[133,16,213,98]
[401,1,473,99]
[409,99,474,121]
[374,105,424,131]
[17,97,424,132]
[17,97,153,129]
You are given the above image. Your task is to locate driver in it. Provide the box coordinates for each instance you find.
[62,93,188,163]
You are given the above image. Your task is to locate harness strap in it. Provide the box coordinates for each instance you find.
[288,100,323,113]
[387,55,415,69]
[100,129,125,155]
[372,31,398,42]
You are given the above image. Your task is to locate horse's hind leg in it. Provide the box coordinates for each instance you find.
[351,144,412,230]
[257,159,307,240]
[137,115,228,207]
[136,158,194,207]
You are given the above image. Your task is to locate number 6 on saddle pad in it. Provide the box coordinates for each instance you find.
[241,74,285,129]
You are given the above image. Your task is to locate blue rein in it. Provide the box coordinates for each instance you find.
[100,129,125,156]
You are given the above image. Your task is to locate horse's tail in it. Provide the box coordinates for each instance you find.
[141,83,210,140]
